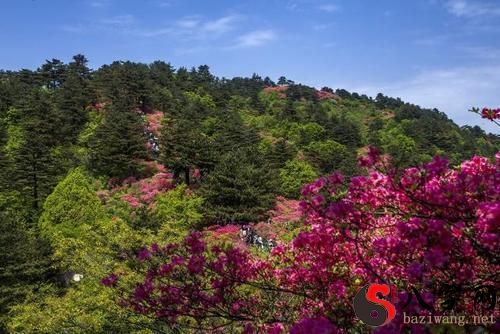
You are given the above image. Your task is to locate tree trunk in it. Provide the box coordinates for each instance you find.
[184,167,190,186]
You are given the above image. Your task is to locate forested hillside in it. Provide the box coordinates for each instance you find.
[0,56,498,333]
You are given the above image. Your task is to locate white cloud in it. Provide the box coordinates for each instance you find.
[176,17,201,29]
[163,15,240,38]
[137,28,173,37]
[354,66,500,134]
[101,15,135,26]
[234,30,276,48]
[287,2,298,11]
[318,4,339,13]
[70,14,241,39]
[202,15,240,34]
[61,15,135,35]
[445,0,500,18]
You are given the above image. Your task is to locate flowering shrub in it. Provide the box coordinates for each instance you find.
[267,197,301,224]
[262,86,338,101]
[316,90,337,101]
[105,150,499,333]
[205,224,247,249]
[145,110,164,137]
[136,159,167,175]
[262,85,289,98]
[470,107,500,126]
[114,172,174,209]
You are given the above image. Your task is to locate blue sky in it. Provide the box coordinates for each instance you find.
[1,0,499,133]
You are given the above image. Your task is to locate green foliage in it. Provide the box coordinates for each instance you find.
[3,123,23,155]
[8,217,156,334]
[39,167,105,241]
[55,55,92,142]
[160,92,216,183]
[8,282,148,334]
[78,108,104,150]
[264,138,296,170]
[209,109,260,161]
[8,89,64,213]
[0,215,53,333]
[328,115,364,148]
[304,139,355,174]
[298,122,326,146]
[279,159,318,198]
[379,123,417,167]
[201,149,276,224]
[153,184,204,240]
[87,102,147,179]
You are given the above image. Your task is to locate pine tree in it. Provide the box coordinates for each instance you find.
[87,99,147,179]
[264,138,295,170]
[160,94,218,184]
[328,115,363,148]
[200,149,275,224]
[210,109,260,158]
[39,58,66,90]
[39,167,105,240]
[0,214,54,333]
[11,89,60,215]
[55,55,92,142]
[160,111,208,184]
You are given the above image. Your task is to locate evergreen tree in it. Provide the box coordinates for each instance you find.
[304,140,356,175]
[87,99,147,179]
[264,138,295,170]
[39,58,66,90]
[55,55,92,142]
[0,211,54,333]
[200,149,275,224]
[39,167,105,241]
[368,117,384,147]
[11,89,61,215]
[329,115,363,148]
[94,61,152,109]
[210,109,260,158]
[160,97,214,184]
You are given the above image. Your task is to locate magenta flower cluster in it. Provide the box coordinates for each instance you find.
[104,150,499,333]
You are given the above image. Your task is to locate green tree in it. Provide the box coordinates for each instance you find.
[10,89,61,214]
[201,149,275,224]
[379,124,417,168]
[9,216,155,334]
[329,115,363,148]
[39,167,105,241]
[87,100,147,179]
[39,58,66,90]
[279,158,318,198]
[304,140,354,174]
[160,97,214,184]
[209,108,260,161]
[264,138,296,170]
[153,184,204,240]
[0,205,53,333]
[159,92,255,184]
[55,55,92,142]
